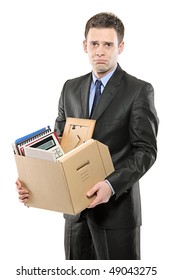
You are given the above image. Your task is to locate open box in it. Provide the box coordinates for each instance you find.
[14,139,114,215]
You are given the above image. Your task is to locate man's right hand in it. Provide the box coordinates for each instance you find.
[16,179,29,203]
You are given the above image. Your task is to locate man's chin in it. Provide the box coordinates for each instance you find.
[95,67,108,73]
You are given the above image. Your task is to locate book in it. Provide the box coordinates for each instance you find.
[15,126,51,145]
[18,131,52,156]
[12,127,64,159]
[14,126,51,155]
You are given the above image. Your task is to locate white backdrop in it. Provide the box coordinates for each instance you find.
[0,0,172,279]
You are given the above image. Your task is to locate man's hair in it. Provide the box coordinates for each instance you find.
[84,12,124,44]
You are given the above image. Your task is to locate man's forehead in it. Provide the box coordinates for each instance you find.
[87,27,118,40]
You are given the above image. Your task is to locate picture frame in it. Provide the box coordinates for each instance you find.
[61,117,96,153]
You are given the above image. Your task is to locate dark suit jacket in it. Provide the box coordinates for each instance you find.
[54,64,159,229]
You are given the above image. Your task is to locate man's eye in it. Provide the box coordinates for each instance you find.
[91,42,98,46]
[105,43,112,47]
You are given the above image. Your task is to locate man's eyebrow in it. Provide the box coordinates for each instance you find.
[89,40,99,43]
[104,41,114,45]
[89,40,114,45]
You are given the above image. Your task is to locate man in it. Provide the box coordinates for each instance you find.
[16,12,159,260]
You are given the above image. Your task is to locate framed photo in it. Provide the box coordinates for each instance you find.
[61,118,96,153]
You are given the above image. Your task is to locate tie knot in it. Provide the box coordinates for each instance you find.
[95,79,102,88]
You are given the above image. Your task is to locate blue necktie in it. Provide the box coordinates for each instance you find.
[90,80,102,116]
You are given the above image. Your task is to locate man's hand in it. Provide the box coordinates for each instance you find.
[87,181,112,208]
[16,179,29,203]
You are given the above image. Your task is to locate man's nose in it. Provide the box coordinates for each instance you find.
[96,45,104,56]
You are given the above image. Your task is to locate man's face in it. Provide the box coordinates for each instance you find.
[83,28,124,78]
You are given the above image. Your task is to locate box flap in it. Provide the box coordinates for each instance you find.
[60,140,114,214]
[96,141,115,176]
[15,155,74,213]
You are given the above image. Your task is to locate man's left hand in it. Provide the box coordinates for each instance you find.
[87,181,112,208]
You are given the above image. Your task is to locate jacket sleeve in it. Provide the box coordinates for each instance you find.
[106,82,159,199]
[54,83,67,136]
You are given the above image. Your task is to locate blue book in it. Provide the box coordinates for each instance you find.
[15,126,51,146]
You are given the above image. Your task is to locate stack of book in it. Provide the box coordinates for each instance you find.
[12,126,64,161]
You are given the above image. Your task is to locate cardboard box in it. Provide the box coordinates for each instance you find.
[14,139,114,215]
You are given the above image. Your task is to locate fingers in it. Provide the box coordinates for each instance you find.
[15,178,22,190]
[87,181,112,208]
[88,196,101,208]
[15,179,29,203]
[18,189,29,203]
[86,185,98,197]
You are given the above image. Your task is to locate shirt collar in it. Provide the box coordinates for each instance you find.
[92,66,117,87]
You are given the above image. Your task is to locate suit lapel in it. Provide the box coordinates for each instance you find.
[79,74,92,118]
[91,66,123,120]
[78,65,124,120]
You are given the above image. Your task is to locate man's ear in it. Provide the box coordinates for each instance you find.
[83,40,88,53]
[118,41,124,54]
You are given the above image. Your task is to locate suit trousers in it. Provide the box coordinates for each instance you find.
[64,210,141,260]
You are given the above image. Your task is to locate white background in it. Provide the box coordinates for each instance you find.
[0,0,172,279]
